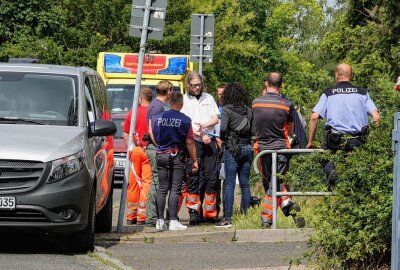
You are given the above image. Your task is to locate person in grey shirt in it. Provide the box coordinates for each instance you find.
[145,80,173,226]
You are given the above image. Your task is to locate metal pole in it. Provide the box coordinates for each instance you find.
[272,151,277,229]
[199,15,204,76]
[392,112,400,269]
[117,0,152,233]
[253,149,324,174]
[276,192,332,196]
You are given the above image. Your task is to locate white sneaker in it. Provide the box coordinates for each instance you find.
[169,220,188,231]
[156,219,167,231]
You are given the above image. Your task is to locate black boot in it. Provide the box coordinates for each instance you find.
[282,202,305,228]
[189,209,200,225]
[127,219,137,225]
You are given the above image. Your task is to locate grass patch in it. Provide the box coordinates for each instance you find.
[232,196,323,229]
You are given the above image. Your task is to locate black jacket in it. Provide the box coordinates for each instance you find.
[220,104,253,145]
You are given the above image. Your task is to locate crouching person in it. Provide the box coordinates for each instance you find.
[152,92,198,231]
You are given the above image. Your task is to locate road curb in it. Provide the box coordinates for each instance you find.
[95,228,313,244]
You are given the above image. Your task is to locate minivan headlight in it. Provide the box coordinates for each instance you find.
[48,150,84,183]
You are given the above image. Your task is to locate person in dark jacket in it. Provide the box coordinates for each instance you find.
[215,82,253,228]
[253,72,304,228]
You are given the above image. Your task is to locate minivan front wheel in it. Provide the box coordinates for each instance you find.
[69,188,96,253]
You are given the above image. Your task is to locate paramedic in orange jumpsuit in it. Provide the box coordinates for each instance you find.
[123,87,153,225]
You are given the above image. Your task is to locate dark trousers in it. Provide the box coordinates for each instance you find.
[322,137,363,189]
[260,153,290,195]
[187,140,220,212]
[156,153,185,221]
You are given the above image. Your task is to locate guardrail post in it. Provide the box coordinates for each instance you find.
[392,112,400,270]
[253,149,329,230]
[272,151,278,229]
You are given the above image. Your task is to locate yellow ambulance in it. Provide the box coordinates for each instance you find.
[97,52,193,114]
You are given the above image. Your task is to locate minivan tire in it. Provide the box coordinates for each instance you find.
[69,188,96,253]
[95,181,113,233]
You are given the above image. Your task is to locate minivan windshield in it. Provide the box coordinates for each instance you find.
[0,72,78,126]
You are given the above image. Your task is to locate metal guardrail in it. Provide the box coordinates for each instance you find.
[253,148,332,229]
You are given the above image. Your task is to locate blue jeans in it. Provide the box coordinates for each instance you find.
[223,144,253,221]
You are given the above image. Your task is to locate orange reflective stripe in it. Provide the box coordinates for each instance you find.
[261,214,272,223]
[263,203,273,210]
[204,205,216,211]
[204,192,217,217]
[186,193,201,211]
[186,197,197,202]
[127,202,139,208]
[284,122,291,149]
[139,202,147,208]
[262,208,273,214]
[126,208,137,215]
[204,192,216,202]
[252,103,290,112]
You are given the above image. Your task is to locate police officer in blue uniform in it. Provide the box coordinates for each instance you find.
[152,92,198,231]
[307,63,380,189]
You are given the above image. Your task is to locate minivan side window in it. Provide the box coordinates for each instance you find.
[89,75,109,120]
[84,77,96,132]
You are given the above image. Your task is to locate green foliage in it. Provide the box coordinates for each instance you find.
[232,197,323,230]
[303,117,394,269]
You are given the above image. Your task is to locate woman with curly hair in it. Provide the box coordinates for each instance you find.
[215,82,253,228]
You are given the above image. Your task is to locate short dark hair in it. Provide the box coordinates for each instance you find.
[140,87,153,102]
[156,80,173,96]
[170,91,183,105]
[222,82,248,106]
[217,83,226,89]
[266,72,283,88]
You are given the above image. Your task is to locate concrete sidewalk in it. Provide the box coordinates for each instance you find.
[96,225,313,244]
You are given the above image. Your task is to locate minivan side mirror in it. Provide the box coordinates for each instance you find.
[90,119,117,137]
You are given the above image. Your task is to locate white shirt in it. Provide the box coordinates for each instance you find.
[181,92,220,141]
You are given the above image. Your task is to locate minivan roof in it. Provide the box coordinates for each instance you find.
[0,63,95,76]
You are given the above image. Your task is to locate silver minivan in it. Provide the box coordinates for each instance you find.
[0,62,116,252]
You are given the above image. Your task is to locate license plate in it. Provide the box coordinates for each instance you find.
[0,197,16,210]
[115,160,126,168]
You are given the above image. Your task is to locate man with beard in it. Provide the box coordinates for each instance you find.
[181,71,220,224]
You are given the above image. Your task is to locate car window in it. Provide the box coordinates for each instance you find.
[90,75,110,120]
[84,77,96,132]
[0,72,78,126]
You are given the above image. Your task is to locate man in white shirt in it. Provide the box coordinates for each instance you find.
[181,71,220,224]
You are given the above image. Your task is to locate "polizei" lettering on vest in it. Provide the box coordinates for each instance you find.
[332,87,359,94]
[157,118,182,127]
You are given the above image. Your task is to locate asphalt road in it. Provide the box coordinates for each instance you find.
[0,232,104,270]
